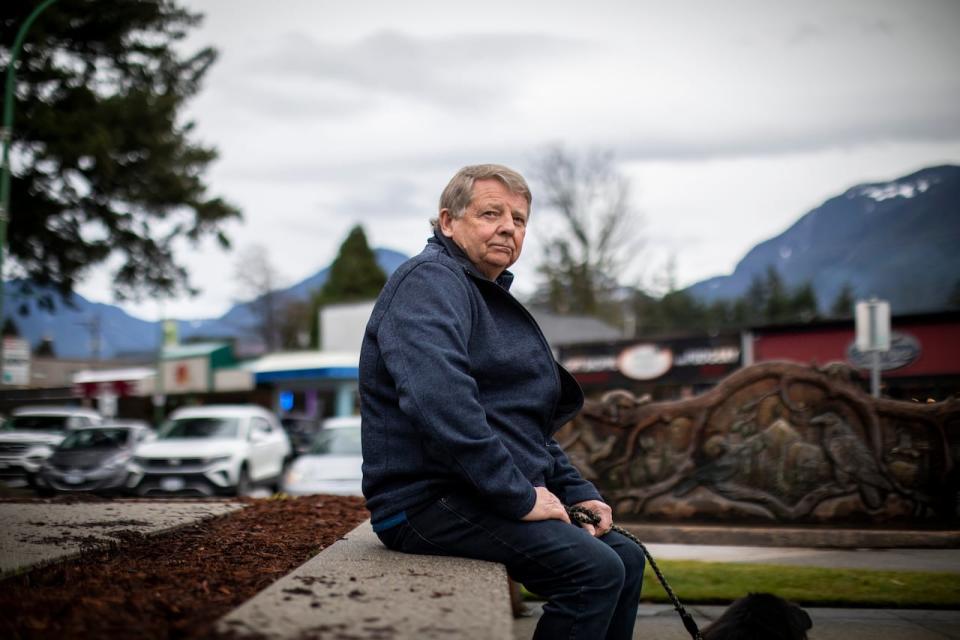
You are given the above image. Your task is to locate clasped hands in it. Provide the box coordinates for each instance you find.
[521,486,613,537]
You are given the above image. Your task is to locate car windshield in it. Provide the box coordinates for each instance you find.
[3,415,69,432]
[59,428,131,450]
[309,427,362,455]
[158,417,240,439]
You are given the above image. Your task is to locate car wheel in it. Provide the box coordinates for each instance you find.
[234,464,251,497]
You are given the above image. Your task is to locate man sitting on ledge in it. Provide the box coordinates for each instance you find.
[359,163,645,640]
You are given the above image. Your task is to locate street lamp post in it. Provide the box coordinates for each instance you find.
[1,0,60,384]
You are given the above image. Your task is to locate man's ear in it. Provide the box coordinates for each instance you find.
[438,209,455,238]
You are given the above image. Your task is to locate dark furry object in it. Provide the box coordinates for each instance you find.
[701,592,812,640]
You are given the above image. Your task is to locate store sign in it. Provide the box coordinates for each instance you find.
[2,337,30,386]
[673,346,740,367]
[563,355,619,373]
[617,344,673,380]
[162,357,209,393]
[846,331,920,371]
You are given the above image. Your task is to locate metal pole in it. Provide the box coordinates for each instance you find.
[0,0,60,385]
[870,350,881,398]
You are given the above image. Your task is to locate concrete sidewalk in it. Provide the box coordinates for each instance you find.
[514,602,960,639]
[512,543,960,639]
[0,500,243,576]
[641,542,960,573]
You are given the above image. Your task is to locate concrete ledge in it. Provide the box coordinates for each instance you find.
[619,523,960,548]
[218,519,514,639]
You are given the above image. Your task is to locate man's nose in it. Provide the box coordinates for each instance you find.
[498,213,515,234]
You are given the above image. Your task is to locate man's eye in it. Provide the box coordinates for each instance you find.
[483,211,497,217]
[514,217,526,227]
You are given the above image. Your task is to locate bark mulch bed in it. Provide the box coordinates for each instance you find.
[1,495,368,640]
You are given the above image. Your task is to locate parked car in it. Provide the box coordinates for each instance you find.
[282,416,362,496]
[280,414,323,456]
[128,405,292,497]
[0,406,102,487]
[33,423,153,495]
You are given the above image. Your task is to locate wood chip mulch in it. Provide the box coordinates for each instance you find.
[0,495,368,640]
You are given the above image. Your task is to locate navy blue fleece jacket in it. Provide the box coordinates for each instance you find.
[359,231,602,530]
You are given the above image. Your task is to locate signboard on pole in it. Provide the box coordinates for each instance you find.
[854,298,890,398]
[855,299,891,352]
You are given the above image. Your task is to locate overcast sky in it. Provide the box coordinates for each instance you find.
[77,0,960,321]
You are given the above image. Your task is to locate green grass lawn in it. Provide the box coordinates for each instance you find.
[524,560,960,608]
[640,560,960,608]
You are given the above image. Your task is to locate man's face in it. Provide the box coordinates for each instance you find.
[439,178,528,280]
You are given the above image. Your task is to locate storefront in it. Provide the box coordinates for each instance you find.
[748,311,960,400]
[243,351,359,420]
[558,333,743,400]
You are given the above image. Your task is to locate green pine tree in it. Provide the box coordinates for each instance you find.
[829,283,857,317]
[310,225,386,346]
[2,0,239,308]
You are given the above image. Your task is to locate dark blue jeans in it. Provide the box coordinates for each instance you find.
[376,493,644,640]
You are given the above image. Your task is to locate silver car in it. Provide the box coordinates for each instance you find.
[282,416,362,496]
[34,423,153,494]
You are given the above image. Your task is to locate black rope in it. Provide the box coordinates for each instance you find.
[567,505,703,640]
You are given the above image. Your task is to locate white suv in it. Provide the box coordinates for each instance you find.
[128,405,291,496]
[0,406,102,487]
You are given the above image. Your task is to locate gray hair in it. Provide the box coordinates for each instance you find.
[431,164,532,230]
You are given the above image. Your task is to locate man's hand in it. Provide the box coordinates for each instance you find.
[573,499,613,537]
[522,486,571,524]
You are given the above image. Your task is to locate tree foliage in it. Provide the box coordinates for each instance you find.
[531,145,641,319]
[1,0,239,307]
[627,266,822,335]
[829,282,857,318]
[310,225,386,346]
[314,225,386,305]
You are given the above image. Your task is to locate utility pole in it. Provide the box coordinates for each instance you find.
[78,313,102,362]
[0,0,61,386]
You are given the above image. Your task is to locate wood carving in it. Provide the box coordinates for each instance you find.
[559,361,960,524]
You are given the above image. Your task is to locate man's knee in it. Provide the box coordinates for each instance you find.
[583,543,626,593]
[617,541,645,588]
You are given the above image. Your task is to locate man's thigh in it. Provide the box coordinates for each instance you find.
[397,492,617,584]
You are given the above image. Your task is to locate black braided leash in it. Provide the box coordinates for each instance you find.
[567,505,704,640]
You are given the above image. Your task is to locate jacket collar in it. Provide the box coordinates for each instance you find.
[428,229,515,291]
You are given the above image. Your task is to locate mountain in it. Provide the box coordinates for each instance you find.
[5,248,408,360]
[685,165,960,313]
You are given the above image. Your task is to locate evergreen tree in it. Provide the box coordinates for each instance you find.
[1,318,18,336]
[829,283,857,317]
[789,282,819,322]
[947,279,960,310]
[310,225,386,345]
[34,337,55,357]
[2,0,239,308]
[315,226,387,304]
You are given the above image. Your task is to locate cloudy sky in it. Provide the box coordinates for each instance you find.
[78,0,960,320]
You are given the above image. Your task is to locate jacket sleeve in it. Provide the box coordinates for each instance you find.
[545,439,603,506]
[377,262,537,520]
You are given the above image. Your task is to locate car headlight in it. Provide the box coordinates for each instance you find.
[205,455,232,467]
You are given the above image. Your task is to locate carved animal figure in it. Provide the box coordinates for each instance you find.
[702,592,812,640]
[813,412,893,509]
